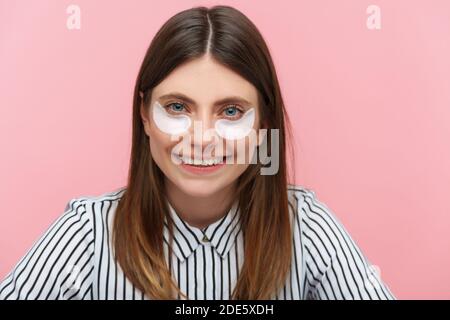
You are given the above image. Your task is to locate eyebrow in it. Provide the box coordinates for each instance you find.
[158,92,253,107]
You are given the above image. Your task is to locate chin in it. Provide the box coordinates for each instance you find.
[175,177,225,198]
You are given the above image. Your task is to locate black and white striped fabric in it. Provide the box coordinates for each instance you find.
[0,185,396,300]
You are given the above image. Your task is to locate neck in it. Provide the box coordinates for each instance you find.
[165,179,237,230]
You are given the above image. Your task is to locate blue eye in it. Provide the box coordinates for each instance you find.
[223,106,243,119]
[167,102,186,113]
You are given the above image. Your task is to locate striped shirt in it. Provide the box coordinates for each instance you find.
[0,185,396,300]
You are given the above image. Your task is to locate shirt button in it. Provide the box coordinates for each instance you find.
[202,234,210,243]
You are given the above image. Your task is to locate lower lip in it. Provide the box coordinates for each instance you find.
[178,156,229,175]
[181,163,226,175]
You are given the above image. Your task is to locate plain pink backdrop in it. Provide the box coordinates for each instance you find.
[1,0,449,299]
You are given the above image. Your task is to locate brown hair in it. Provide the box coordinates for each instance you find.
[113,5,296,299]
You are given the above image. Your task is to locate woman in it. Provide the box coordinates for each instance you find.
[0,5,395,300]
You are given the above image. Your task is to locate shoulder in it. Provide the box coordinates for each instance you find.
[0,187,127,299]
[286,183,315,211]
[66,186,127,209]
[58,186,128,257]
[287,183,325,224]
[66,186,127,224]
[287,183,341,226]
[287,184,346,260]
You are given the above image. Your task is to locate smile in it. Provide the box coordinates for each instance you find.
[172,154,233,175]
[173,154,232,166]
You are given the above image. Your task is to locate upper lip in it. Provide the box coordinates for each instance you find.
[172,154,231,160]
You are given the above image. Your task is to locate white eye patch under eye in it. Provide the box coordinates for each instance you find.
[152,101,192,135]
[215,108,255,140]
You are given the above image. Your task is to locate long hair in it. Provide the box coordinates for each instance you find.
[113,5,296,299]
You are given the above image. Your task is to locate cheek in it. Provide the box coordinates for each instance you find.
[152,101,191,135]
[215,108,257,140]
[148,126,174,162]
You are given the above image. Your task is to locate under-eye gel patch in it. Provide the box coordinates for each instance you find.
[215,108,255,140]
[152,101,192,135]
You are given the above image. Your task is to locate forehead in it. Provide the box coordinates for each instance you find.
[151,56,259,106]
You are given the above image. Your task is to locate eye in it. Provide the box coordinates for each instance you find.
[222,105,244,119]
[165,102,187,114]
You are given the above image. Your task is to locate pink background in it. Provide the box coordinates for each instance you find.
[1,0,449,299]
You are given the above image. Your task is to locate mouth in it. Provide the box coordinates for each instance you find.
[172,154,233,175]
[172,154,232,166]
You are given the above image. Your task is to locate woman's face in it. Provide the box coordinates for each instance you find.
[140,55,262,198]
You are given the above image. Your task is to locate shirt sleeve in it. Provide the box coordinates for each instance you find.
[0,197,95,300]
[297,188,396,300]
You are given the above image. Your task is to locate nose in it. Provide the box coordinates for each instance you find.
[188,110,219,157]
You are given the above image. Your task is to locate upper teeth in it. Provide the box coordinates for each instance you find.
[176,155,224,166]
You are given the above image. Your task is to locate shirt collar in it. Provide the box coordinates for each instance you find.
[163,199,242,263]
